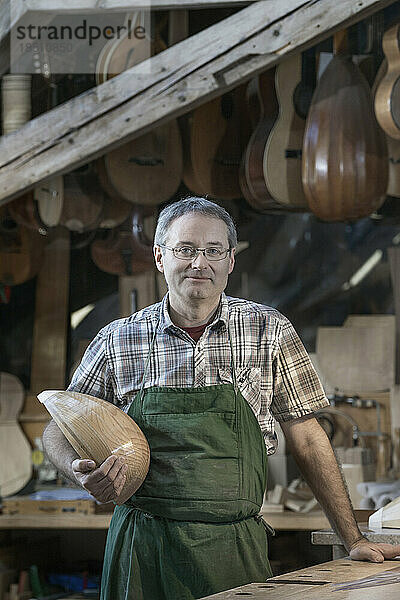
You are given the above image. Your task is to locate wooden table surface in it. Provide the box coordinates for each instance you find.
[200,557,400,599]
[0,509,330,530]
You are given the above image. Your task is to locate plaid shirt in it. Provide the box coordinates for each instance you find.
[68,293,328,455]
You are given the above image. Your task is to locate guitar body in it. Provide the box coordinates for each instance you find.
[375,24,400,140]
[91,209,154,276]
[264,53,308,208]
[97,17,183,206]
[240,70,284,211]
[104,121,183,205]
[190,85,252,200]
[302,55,388,221]
[373,58,400,198]
[0,207,45,285]
[60,168,104,232]
[0,372,32,497]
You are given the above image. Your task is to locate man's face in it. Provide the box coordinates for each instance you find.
[154,213,235,307]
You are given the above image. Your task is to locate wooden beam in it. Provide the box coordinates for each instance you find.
[0,0,26,44]
[0,0,396,206]
[22,0,256,12]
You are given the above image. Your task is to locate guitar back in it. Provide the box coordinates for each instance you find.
[190,85,252,200]
[98,19,183,205]
[302,54,388,221]
[0,372,32,497]
[91,209,154,276]
[104,121,183,205]
[264,53,308,208]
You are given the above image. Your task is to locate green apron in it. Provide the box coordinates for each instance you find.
[101,318,273,600]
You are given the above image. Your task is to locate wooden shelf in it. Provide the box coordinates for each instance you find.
[0,509,330,530]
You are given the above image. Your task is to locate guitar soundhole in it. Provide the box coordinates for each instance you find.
[221,94,234,120]
[128,157,164,167]
[392,79,400,129]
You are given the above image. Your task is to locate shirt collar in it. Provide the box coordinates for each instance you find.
[158,292,229,333]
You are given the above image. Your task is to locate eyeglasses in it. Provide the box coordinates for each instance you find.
[159,245,231,261]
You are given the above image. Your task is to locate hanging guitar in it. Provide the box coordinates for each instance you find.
[239,68,284,212]
[96,13,183,207]
[375,22,400,140]
[0,206,45,286]
[302,29,388,221]
[0,372,32,497]
[263,49,316,209]
[188,84,252,200]
[90,208,155,276]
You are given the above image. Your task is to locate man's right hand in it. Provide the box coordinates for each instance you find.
[72,455,128,503]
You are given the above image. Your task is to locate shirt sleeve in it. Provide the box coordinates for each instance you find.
[67,328,116,403]
[270,316,329,422]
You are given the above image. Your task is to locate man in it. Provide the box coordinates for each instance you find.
[43,197,400,600]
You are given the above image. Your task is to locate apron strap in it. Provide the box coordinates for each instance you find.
[138,314,160,401]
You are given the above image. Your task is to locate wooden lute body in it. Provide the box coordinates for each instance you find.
[302,32,388,221]
[38,389,150,505]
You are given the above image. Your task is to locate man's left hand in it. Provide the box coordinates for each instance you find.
[349,539,400,562]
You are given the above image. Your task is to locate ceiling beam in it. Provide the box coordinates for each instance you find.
[0,0,395,206]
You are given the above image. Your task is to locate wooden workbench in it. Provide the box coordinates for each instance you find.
[312,525,400,559]
[0,509,330,530]
[200,557,400,599]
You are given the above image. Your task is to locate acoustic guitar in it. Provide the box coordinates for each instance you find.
[239,69,285,212]
[0,372,32,497]
[90,208,154,276]
[374,23,400,140]
[302,30,388,221]
[97,13,183,206]
[0,206,45,286]
[373,58,400,198]
[189,85,252,200]
[263,50,315,209]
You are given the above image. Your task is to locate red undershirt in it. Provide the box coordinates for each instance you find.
[182,315,216,342]
[181,323,208,342]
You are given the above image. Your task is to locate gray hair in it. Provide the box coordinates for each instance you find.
[154,197,237,248]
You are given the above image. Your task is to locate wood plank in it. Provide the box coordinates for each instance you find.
[200,559,400,599]
[21,228,70,444]
[316,325,395,393]
[0,0,396,205]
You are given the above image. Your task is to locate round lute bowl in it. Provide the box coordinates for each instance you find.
[38,390,150,504]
